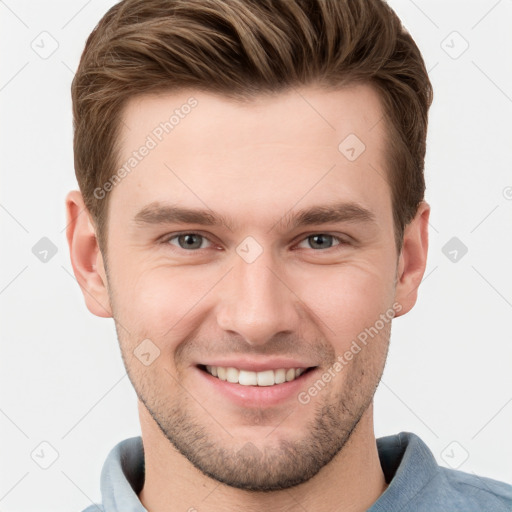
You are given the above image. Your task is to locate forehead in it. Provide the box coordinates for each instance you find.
[119,83,386,154]
[109,84,391,229]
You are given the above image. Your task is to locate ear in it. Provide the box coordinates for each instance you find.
[65,190,112,318]
[394,201,430,317]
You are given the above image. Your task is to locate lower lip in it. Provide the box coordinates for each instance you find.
[195,366,318,408]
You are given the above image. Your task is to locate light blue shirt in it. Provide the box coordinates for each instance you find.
[83,431,512,511]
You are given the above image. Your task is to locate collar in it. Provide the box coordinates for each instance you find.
[100,436,146,512]
[369,431,440,511]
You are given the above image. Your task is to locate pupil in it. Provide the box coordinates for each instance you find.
[182,234,200,248]
[312,234,330,249]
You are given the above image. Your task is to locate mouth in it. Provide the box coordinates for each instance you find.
[198,364,317,387]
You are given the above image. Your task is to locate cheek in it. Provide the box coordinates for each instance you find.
[292,262,395,347]
[111,263,216,344]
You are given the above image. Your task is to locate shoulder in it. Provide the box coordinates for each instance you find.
[373,432,512,512]
[435,466,512,510]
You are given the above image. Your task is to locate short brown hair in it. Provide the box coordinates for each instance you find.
[72,0,433,253]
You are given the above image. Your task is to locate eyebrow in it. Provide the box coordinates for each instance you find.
[133,201,377,232]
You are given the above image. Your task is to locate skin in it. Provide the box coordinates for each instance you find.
[66,83,429,512]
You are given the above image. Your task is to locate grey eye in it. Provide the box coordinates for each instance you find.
[168,233,210,250]
[302,234,338,250]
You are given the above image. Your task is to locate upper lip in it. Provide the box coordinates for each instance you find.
[197,358,318,372]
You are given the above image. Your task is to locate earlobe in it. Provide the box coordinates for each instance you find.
[394,201,430,317]
[65,190,112,318]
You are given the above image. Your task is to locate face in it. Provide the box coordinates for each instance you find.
[72,84,427,491]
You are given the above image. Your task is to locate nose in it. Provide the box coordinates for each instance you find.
[215,243,301,346]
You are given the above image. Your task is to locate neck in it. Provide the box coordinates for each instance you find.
[138,402,387,512]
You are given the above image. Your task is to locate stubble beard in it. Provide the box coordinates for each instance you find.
[117,327,390,491]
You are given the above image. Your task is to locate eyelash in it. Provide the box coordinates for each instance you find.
[160,231,350,253]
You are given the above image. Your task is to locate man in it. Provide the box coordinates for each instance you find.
[65,0,512,510]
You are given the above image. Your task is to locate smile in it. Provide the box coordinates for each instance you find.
[200,365,314,387]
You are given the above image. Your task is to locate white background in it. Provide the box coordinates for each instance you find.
[1,1,511,511]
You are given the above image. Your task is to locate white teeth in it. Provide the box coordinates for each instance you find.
[256,370,275,386]
[226,367,238,383]
[274,368,286,384]
[239,369,257,386]
[204,365,309,386]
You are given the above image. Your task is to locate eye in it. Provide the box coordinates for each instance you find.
[296,234,346,250]
[164,232,213,250]
[161,232,349,253]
